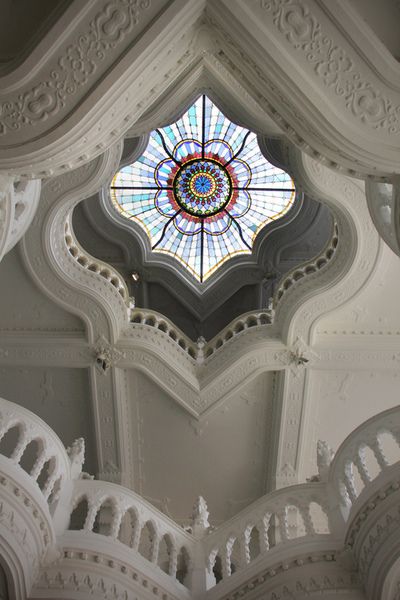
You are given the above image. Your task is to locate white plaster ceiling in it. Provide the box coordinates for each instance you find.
[126,369,276,525]
[348,0,400,60]
[0,365,97,476]
[300,369,400,483]
[314,243,400,337]
[0,0,71,69]
[0,248,84,334]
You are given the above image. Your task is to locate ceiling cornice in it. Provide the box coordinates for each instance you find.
[0,0,400,180]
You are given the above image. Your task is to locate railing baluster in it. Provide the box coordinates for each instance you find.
[354,448,372,486]
[370,437,390,470]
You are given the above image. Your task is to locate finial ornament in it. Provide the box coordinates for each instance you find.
[191,495,210,537]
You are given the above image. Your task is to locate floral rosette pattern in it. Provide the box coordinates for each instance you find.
[110,96,295,282]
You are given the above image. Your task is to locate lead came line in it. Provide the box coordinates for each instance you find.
[232,187,295,192]
[152,210,182,250]
[156,129,182,166]
[200,220,204,283]
[111,186,294,192]
[202,95,206,160]
[111,186,172,190]
[225,209,252,250]
[225,131,251,167]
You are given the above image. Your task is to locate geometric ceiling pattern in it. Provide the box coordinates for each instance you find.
[110,95,295,281]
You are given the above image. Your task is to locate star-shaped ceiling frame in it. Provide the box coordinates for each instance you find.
[110,95,296,282]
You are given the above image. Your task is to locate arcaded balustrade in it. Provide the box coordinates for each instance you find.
[129,308,198,360]
[203,310,273,359]
[274,223,339,303]
[1,396,400,597]
[129,308,274,362]
[0,397,71,505]
[329,406,400,518]
[68,479,194,586]
[126,225,337,362]
[64,221,130,302]
[203,483,330,586]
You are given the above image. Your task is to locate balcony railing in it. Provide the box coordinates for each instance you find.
[0,396,399,598]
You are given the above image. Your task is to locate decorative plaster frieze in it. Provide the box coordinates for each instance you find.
[215,0,400,176]
[344,474,400,599]
[0,0,203,177]
[33,549,188,600]
[0,0,155,138]
[0,462,57,597]
[260,0,400,135]
[93,335,126,375]
[209,551,362,600]
[1,0,400,179]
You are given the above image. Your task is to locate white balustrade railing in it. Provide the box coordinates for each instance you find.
[65,221,130,302]
[203,482,330,586]
[203,310,273,360]
[0,397,71,504]
[127,220,337,360]
[129,308,274,362]
[130,308,198,360]
[63,216,339,364]
[68,479,194,586]
[1,396,400,595]
[329,406,400,516]
[275,223,339,303]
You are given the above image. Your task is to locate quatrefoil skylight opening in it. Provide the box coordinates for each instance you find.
[110,95,296,282]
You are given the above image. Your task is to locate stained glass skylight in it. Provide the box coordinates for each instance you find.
[110,96,295,282]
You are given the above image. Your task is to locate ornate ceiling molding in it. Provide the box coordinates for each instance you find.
[278,149,380,345]
[1,1,400,180]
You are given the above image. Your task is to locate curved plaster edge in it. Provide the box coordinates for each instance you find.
[2,0,400,180]
[275,149,380,346]
[20,143,127,345]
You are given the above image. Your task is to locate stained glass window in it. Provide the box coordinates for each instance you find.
[110,96,295,282]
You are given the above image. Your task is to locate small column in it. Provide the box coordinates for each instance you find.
[343,462,358,503]
[11,434,29,464]
[259,515,271,553]
[370,437,390,470]
[30,452,47,480]
[151,533,160,564]
[131,520,142,550]
[186,496,211,599]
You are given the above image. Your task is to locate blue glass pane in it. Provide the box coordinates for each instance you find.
[110,95,295,282]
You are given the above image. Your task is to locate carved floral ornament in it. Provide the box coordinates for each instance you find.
[261,0,400,133]
[1,0,400,181]
[0,0,152,136]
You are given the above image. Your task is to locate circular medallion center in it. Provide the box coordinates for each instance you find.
[173,158,232,217]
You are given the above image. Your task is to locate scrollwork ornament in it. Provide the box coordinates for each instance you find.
[261,0,400,134]
[0,0,151,136]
